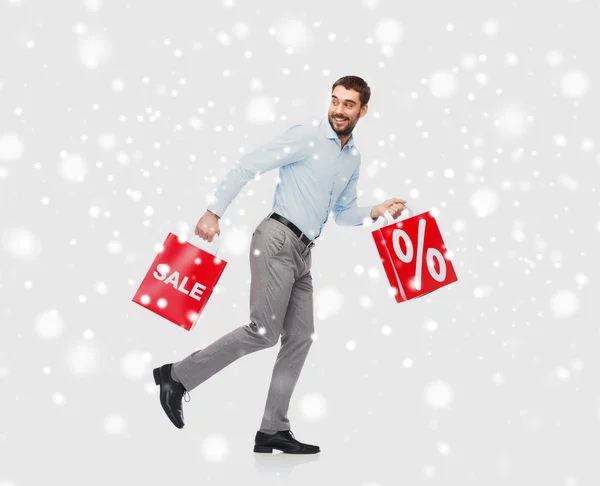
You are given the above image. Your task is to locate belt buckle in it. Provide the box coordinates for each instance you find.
[298,231,313,250]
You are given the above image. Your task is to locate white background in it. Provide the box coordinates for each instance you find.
[0,0,598,485]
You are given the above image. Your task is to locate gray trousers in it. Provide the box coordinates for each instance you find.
[171,213,314,433]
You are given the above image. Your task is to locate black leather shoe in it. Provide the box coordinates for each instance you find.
[153,363,190,429]
[253,430,320,454]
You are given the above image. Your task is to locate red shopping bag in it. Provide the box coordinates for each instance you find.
[371,207,458,303]
[131,232,227,331]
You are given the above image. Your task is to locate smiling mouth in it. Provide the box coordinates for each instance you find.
[335,118,347,122]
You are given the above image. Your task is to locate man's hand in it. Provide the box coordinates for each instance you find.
[195,210,221,242]
[371,198,407,219]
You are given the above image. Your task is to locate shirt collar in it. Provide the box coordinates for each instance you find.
[320,115,355,149]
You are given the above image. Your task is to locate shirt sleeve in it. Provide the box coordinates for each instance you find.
[206,124,307,218]
[333,165,378,226]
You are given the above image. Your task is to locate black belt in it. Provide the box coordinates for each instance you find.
[269,212,315,249]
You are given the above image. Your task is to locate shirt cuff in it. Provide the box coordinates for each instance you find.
[206,195,228,219]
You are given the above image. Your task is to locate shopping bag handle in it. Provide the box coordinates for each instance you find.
[382,205,414,226]
[188,233,220,256]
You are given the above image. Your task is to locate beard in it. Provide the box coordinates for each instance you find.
[328,113,357,136]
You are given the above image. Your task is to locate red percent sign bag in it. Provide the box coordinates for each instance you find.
[371,207,458,303]
[131,232,227,331]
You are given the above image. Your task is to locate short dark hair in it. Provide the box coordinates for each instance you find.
[331,75,371,107]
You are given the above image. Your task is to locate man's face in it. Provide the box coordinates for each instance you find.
[328,86,368,137]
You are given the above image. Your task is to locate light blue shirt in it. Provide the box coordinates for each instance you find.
[207,116,377,241]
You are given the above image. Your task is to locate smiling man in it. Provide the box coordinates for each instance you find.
[329,85,364,150]
[152,75,407,454]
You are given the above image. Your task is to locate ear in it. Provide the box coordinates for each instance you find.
[360,104,368,118]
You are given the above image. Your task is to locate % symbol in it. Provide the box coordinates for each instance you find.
[392,218,447,291]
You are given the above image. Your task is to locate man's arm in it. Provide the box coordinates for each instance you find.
[206,124,307,218]
[206,209,220,219]
[333,166,379,226]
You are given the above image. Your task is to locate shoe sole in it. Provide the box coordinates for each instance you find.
[253,445,320,454]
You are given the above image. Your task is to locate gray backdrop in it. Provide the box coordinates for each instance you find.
[1,0,598,485]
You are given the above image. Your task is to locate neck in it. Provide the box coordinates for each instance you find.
[338,134,350,150]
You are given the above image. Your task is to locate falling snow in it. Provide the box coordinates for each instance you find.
[0,1,597,485]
